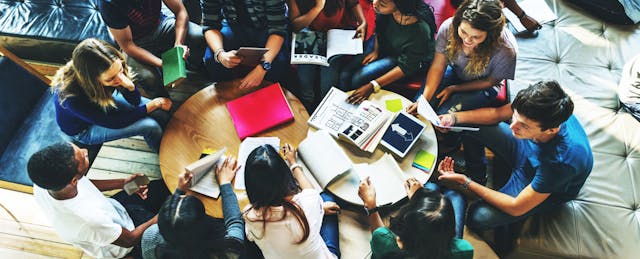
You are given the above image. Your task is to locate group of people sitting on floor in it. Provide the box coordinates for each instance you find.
[27,0,598,258]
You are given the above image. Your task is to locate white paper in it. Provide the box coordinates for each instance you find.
[234,137,281,190]
[187,150,227,199]
[298,130,352,188]
[416,97,479,132]
[503,0,557,33]
[355,154,407,206]
[308,87,359,136]
[326,29,363,59]
[185,147,227,187]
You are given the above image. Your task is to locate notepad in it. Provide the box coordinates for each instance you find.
[161,47,186,87]
[226,83,294,139]
[385,99,403,112]
[413,150,436,172]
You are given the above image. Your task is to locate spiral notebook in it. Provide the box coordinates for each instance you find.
[226,83,294,139]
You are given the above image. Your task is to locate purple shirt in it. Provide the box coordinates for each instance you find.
[436,18,517,82]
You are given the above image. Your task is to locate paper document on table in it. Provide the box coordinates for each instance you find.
[186,148,227,198]
[234,137,280,189]
[503,0,557,33]
[416,97,479,132]
[298,130,352,189]
[308,87,359,137]
[355,154,407,206]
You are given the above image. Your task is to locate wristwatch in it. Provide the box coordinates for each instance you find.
[364,206,379,215]
[260,61,272,71]
[461,176,472,190]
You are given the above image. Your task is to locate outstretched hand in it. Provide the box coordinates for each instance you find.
[215,156,241,185]
[437,156,467,184]
[358,176,377,209]
[404,177,422,200]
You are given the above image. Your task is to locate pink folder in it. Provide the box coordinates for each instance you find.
[226,83,294,139]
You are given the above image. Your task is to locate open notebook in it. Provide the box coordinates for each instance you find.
[297,130,407,206]
[184,147,227,198]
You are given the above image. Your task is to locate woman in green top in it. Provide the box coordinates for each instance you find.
[359,177,474,259]
[341,0,437,104]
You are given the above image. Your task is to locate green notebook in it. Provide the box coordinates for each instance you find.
[161,47,186,87]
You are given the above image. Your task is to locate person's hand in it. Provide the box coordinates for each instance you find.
[436,85,456,107]
[406,102,418,116]
[176,44,190,60]
[281,143,297,165]
[347,83,374,104]
[362,51,378,65]
[404,177,422,200]
[323,201,341,215]
[354,22,367,39]
[146,97,172,112]
[215,156,240,185]
[358,177,377,209]
[239,65,267,89]
[219,50,242,69]
[520,14,542,33]
[123,173,149,200]
[435,113,455,133]
[158,97,172,111]
[115,72,136,91]
[177,171,193,191]
[437,156,467,184]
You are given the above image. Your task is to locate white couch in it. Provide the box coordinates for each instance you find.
[337,1,640,258]
[506,0,640,258]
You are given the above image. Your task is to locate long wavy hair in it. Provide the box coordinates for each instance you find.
[446,0,505,76]
[243,145,310,244]
[383,188,456,259]
[52,38,132,110]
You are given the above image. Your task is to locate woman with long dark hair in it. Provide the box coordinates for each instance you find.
[359,177,474,259]
[341,0,437,104]
[243,144,341,258]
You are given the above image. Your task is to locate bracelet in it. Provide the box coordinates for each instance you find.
[364,206,379,215]
[213,48,224,63]
[370,80,381,93]
[517,11,526,19]
[461,176,472,190]
[289,163,302,172]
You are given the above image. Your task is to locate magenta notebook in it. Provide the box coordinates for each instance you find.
[226,83,294,139]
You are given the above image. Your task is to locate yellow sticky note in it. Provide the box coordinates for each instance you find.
[385,99,403,112]
[202,148,216,155]
[413,150,436,170]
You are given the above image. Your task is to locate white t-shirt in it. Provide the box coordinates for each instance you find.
[33,177,134,259]
[244,189,336,259]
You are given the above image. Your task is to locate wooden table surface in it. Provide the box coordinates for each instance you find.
[159,80,309,218]
[320,90,438,205]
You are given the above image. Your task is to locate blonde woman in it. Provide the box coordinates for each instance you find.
[52,38,171,153]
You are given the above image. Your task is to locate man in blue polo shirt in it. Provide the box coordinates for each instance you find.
[99,0,205,98]
[435,80,593,253]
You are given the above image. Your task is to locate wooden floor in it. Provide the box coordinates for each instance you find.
[0,62,497,259]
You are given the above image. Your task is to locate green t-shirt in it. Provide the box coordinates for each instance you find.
[375,14,435,77]
[370,227,473,259]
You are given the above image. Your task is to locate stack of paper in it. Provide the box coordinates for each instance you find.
[412,149,436,172]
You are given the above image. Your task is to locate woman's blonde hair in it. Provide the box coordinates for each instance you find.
[445,0,505,76]
[52,38,132,109]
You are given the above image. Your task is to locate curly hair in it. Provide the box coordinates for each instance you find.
[445,0,505,76]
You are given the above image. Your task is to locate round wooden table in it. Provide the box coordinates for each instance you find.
[159,80,309,218]
[319,90,438,206]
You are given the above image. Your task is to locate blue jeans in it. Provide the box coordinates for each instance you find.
[320,192,340,258]
[414,66,498,114]
[71,94,164,153]
[203,21,289,85]
[463,123,565,232]
[295,62,339,112]
[423,182,466,239]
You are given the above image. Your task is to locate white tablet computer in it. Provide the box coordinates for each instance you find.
[380,111,426,158]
